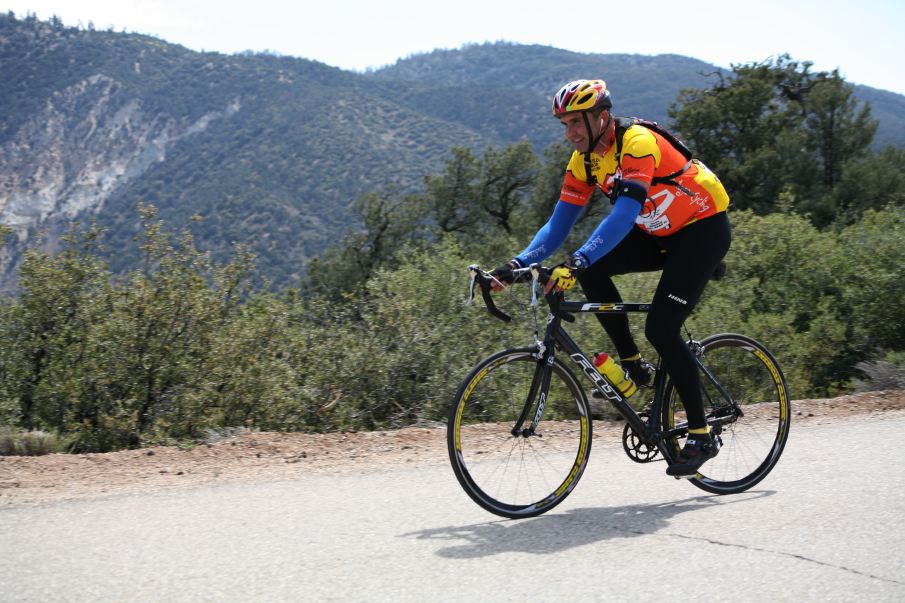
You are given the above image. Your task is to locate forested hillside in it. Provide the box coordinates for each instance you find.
[2,13,905,289]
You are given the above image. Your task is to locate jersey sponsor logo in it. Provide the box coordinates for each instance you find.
[689,192,712,213]
[561,187,587,203]
[636,189,675,232]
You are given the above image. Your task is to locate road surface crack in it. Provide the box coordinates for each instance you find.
[630,528,905,587]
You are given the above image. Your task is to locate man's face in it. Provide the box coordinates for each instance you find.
[559,110,608,152]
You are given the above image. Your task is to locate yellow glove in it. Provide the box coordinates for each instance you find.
[546,265,577,293]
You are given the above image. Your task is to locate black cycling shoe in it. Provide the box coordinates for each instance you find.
[621,357,655,387]
[666,431,721,478]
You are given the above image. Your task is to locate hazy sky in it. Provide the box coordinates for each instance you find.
[5,0,905,95]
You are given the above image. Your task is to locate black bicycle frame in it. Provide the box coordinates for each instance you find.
[470,267,739,446]
[545,304,660,442]
[525,300,738,449]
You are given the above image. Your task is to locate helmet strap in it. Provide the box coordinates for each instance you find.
[582,111,611,186]
[581,111,597,154]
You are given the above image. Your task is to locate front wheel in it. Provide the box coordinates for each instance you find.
[662,333,791,494]
[447,348,592,519]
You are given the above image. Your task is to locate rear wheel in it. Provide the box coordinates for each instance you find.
[448,348,592,518]
[662,333,790,494]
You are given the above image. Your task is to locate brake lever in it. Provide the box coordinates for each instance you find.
[466,265,478,306]
[466,265,512,322]
[530,264,575,323]
[530,271,538,307]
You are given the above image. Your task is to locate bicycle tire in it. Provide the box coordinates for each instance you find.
[661,333,791,494]
[447,348,592,519]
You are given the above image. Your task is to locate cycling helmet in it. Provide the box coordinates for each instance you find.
[552,79,612,116]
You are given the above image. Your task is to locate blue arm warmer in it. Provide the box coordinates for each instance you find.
[514,200,583,266]
[574,195,642,265]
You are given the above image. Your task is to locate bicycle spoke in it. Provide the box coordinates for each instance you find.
[448,349,592,518]
[663,334,790,494]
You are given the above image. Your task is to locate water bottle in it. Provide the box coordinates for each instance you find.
[593,352,637,398]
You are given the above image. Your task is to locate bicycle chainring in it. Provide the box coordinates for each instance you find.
[622,421,660,463]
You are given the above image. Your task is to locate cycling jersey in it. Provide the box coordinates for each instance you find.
[561,124,730,236]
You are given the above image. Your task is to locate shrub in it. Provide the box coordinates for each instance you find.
[0,428,71,456]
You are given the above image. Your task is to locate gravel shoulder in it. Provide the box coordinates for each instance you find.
[1,390,903,506]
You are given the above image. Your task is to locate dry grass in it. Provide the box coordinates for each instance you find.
[0,429,71,456]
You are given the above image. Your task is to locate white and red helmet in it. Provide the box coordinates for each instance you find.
[552,79,612,116]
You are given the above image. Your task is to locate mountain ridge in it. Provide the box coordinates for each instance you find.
[2,14,903,289]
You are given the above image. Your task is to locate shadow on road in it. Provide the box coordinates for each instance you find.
[404,491,774,559]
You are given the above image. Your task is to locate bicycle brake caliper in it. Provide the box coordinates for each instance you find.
[533,340,546,360]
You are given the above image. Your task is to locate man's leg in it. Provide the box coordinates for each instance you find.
[647,213,731,476]
[578,227,664,358]
[645,212,731,428]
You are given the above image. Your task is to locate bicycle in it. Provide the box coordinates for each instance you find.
[447,264,791,519]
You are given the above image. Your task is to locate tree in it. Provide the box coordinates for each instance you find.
[523,141,572,230]
[669,55,880,222]
[0,206,259,451]
[790,71,877,225]
[670,58,796,214]
[423,147,482,235]
[0,225,112,433]
[302,187,425,299]
[424,142,541,239]
[477,141,540,236]
[826,146,905,225]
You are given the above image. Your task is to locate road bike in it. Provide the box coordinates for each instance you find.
[447,264,791,519]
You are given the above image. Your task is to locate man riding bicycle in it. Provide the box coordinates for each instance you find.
[491,79,731,477]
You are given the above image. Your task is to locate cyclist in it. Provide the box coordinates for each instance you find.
[491,79,731,477]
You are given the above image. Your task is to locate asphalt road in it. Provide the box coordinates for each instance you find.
[2,413,904,602]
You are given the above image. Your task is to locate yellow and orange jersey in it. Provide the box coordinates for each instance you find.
[560,123,730,236]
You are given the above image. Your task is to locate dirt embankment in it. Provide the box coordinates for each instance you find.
[1,390,903,506]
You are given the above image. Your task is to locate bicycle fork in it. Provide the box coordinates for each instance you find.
[511,349,556,438]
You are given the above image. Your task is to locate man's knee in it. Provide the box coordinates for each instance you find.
[645,311,683,351]
[644,318,665,350]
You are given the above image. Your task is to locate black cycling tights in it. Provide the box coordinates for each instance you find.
[577,212,731,429]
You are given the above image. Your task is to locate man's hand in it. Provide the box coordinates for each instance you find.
[489,261,519,291]
[544,265,576,294]
[543,255,587,295]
